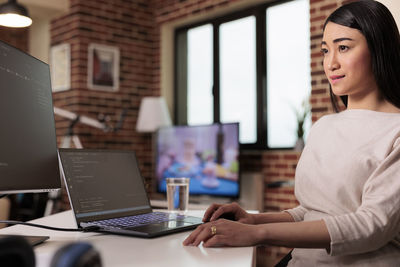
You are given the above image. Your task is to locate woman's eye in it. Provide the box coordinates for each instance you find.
[339,45,349,52]
[321,48,328,55]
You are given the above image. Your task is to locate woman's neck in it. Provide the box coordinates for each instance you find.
[347,90,400,113]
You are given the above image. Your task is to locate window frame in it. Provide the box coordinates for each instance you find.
[174,0,301,150]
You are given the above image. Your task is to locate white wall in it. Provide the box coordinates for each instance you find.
[29,17,50,63]
[27,3,69,63]
[377,0,400,28]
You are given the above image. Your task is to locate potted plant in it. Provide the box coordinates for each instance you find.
[293,97,310,151]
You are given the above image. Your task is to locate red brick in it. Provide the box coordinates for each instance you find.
[283,154,298,160]
[264,154,280,160]
[312,88,327,95]
[311,51,323,58]
[321,97,331,103]
[283,173,294,178]
[275,164,288,169]
[310,15,326,23]
[320,3,338,11]
[311,107,329,113]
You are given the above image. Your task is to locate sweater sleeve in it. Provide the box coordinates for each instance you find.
[323,139,400,256]
[284,205,309,222]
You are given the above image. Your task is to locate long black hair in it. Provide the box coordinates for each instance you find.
[323,0,400,112]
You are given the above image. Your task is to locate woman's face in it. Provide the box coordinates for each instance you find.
[322,22,378,100]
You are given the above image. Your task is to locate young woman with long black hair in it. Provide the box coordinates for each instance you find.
[183,1,400,265]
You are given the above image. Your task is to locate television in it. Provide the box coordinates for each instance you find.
[155,123,240,198]
[0,40,60,194]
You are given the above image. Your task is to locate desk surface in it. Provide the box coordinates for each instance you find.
[0,210,255,267]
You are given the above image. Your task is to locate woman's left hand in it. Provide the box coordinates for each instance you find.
[182,219,260,247]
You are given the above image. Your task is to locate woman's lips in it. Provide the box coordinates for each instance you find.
[330,75,345,84]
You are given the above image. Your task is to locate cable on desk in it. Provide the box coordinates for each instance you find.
[0,220,100,232]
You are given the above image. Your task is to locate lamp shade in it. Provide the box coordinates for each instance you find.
[0,0,32,28]
[136,97,172,132]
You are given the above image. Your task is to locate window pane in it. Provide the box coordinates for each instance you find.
[187,24,213,125]
[266,0,311,148]
[220,16,257,144]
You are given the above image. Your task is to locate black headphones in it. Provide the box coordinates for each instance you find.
[50,242,102,267]
[0,235,101,267]
[0,235,35,267]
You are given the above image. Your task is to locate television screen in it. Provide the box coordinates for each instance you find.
[156,123,239,198]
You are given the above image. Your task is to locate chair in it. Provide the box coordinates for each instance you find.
[274,250,292,267]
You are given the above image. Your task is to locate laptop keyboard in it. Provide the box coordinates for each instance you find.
[89,212,187,229]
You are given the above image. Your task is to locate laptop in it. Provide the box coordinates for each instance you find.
[58,148,203,238]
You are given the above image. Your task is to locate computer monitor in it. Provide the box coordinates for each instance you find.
[0,40,61,194]
[155,123,240,199]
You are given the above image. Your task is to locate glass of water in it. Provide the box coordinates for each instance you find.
[166,177,190,213]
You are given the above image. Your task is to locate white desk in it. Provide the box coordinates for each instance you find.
[0,210,255,267]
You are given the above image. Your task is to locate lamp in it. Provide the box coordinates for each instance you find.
[0,0,32,28]
[136,97,172,132]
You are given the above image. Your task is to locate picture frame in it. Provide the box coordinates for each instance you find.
[50,43,71,92]
[87,43,120,91]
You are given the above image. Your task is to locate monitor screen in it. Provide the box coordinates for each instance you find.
[156,123,240,198]
[0,40,60,194]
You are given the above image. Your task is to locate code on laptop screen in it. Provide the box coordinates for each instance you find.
[59,149,151,220]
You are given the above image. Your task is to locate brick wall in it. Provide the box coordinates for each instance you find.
[49,0,157,209]
[262,152,299,212]
[0,27,29,52]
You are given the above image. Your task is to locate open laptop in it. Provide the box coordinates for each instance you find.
[58,148,203,238]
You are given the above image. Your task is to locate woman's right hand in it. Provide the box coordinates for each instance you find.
[203,202,255,224]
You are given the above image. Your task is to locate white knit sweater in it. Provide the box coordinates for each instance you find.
[286,109,400,266]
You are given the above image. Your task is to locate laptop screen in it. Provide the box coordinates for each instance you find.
[59,149,152,223]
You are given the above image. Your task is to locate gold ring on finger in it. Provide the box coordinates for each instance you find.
[211,225,217,235]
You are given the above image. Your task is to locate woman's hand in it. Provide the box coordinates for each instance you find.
[182,219,260,247]
[202,202,255,224]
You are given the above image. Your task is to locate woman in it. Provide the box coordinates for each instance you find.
[183,0,400,265]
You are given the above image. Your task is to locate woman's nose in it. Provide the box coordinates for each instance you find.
[326,53,340,71]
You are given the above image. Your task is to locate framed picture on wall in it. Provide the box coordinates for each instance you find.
[87,43,120,91]
[50,43,71,92]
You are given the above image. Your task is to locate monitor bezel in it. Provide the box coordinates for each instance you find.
[0,189,60,194]
[0,40,61,194]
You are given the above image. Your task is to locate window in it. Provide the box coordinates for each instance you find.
[266,0,311,147]
[220,16,257,144]
[187,24,213,125]
[175,0,310,149]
